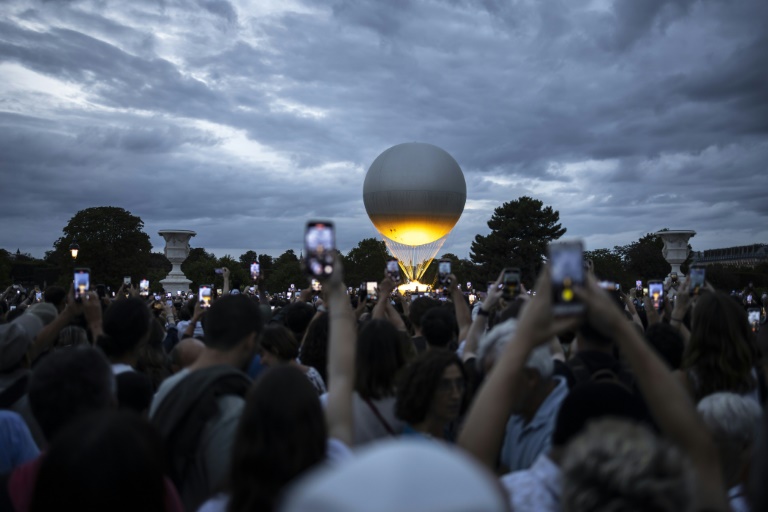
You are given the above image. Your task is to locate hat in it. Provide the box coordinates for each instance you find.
[27,303,58,326]
[0,314,44,371]
[279,439,507,512]
[230,289,241,295]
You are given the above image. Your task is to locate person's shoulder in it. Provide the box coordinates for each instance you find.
[197,493,230,512]
[149,369,191,417]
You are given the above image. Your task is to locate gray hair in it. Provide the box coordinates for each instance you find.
[476,319,553,379]
[697,392,762,484]
[562,418,693,512]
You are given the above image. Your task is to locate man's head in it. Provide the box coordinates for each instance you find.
[408,297,440,334]
[204,294,263,352]
[28,347,115,443]
[169,337,205,373]
[420,307,456,349]
[43,286,67,312]
[562,419,692,512]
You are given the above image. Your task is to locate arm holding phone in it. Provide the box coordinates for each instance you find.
[462,271,503,364]
[222,267,231,295]
[447,273,472,343]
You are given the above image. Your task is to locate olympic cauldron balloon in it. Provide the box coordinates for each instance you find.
[363,142,467,247]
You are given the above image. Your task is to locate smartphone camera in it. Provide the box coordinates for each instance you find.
[438,259,451,286]
[386,258,401,283]
[649,280,664,313]
[549,241,585,316]
[74,268,91,301]
[305,221,335,278]
[199,285,213,308]
[502,267,521,300]
[690,265,705,296]
[250,262,260,281]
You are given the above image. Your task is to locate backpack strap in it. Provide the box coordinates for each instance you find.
[362,397,396,436]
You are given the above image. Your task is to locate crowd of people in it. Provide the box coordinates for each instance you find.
[0,249,767,511]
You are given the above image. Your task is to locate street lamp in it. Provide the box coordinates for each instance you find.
[69,241,80,261]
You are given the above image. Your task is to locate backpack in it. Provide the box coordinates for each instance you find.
[151,366,250,511]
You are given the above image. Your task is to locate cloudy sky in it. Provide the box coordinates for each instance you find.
[1,0,766,262]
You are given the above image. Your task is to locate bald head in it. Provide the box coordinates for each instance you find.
[170,338,205,373]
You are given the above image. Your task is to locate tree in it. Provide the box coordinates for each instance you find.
[613,233,670,283]
[584,248,627,285]
[470,196,566,284]
[265,250,304,293]
[50,207,152,288]
[181,248,217,290]
[343,238,390,287]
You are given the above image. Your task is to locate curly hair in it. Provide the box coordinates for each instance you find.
[395,351,465,425]
[562,418,693,512]
[682,291,759,400]
[298,313,329,383]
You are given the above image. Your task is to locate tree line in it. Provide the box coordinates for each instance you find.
[2,201,767,294]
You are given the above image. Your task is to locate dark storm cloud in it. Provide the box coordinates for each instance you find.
[1,0,766,261]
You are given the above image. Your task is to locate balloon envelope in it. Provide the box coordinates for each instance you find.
[363,142,466,246]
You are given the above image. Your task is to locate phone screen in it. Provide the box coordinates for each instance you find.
[502,268,521,299]
[123,276,131,286]
[311,279,322,292]
[74,268,90,300]
[635,280,642,289]
[690,266,705,295]
[649,281,664,312]
[199,285,212,308]
[366,281,378,299]
[549,241,585,315]
[305,221,335,278]
[250,262,260,280]
[438,260,451,285]
[386,258,401,283]
[139,279,149,296]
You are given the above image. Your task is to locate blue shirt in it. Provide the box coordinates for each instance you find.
[0,410,39,474]
[500,375,568,472]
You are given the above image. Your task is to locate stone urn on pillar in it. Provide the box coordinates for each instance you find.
[655,230,696,278]
[159,230,197,294]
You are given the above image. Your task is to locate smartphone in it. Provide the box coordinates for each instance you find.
[286,291,293,299]
[35,292,42,301]
[250,262,260,280]
[466,281,471,290]
[305,220,335,278]
[549,240,585,316]
[123,276,131,287]
[599,281,624,310]
[386,258,401,283]
[139,279,149,297]
[177,291,182,296]
[502,267,521,300]
[358,283,367,301]
[670,272,678,285]
[74,268,91,301]
[438,259,451,285]
[748,308,760,333]
[154,294,161,301]
[96,284,107,299]
[199,285,212,308]
[311,279,322,292]
[366,281,378,300]
[690,265,705,296]
[649,280,664,312]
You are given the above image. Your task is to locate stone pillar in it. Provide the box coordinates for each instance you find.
[655,230,696,278]
[158,230,196,294]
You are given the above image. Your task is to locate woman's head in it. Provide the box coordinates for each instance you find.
[684,291,758,398]
[355,319,406,400]
[229,366,327,512]
[98,298,152,359]
[299,314,329,382]
[396,351,466,427]
[260,324,300,367]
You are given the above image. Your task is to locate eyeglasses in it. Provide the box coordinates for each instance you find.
[437,377,466,394]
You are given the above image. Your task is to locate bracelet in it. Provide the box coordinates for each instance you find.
[477,308,490,317]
